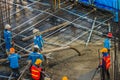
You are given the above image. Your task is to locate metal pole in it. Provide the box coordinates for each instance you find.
[58,0,61,8]
[108,23,111,32]
[12,8,49,31]
[86,17,96,46]
[12,13,50,38]
[61,8,109,26]
[61,16,112,46]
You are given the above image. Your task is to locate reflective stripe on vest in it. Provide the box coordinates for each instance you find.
[103,55,111,70]
[31,65,42,80]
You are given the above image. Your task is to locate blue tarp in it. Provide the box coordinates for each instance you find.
[78,0,91,4]
[78,0,120,22]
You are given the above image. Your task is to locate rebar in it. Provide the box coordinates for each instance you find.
[86,17,97,46]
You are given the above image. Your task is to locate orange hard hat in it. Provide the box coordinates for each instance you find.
[10,48,15,53]
[107,32,112,38]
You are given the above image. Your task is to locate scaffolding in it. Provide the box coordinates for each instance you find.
[0,0,113,53]
[0,0,117,79]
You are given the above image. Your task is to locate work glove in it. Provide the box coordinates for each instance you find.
[27,60,31,64]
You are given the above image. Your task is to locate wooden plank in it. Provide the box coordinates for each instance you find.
[0,45,81,63]
[22,22,70,41]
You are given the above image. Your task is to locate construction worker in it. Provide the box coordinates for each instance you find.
[100,48,111,80]
[33,29,44,51]
[103,32,112,54]
[62,76,69,80]
[7,48,21,78]
[4,24,13,54]
[28,45,44,65]
[31,59,43,80]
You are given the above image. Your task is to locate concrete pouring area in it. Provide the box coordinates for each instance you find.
[0,0,120,80]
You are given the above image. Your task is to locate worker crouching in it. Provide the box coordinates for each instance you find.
[100,48,111,80]
[28,45,44,65]
[31,59,43,80]
[7,48,21,78]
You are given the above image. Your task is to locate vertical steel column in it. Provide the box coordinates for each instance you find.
[8,0,10,24]
[113,22,119,80]
[0,0,4,30]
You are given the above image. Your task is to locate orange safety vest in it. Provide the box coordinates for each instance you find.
[31,65,42,80]
[103,55,111,70]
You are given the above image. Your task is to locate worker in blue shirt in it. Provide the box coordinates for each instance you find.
[104,32,112,54]
[4,24,13,54]
[28,45,44,65]
[7,48,21,78]
[33,29,44,51]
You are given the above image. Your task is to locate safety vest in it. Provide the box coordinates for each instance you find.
[103,55,111,70]
[31,65,42,80]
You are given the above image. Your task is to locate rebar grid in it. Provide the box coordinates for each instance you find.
[0,0,113,53]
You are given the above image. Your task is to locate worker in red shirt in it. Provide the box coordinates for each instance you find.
[31,59,43,80]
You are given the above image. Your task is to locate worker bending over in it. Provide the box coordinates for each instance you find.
[4,24,13,54]
[33,29,44,51]
[31,59,43,80]
[7,48,21,78]
[104,32,112,54]
[100,48,111,80]
[28,45,44,65]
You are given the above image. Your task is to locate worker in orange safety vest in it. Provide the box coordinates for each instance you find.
[100,48,111,80]
[31,59,43,80]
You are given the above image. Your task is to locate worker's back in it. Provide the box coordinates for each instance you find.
[28,52,44,64]
[8,53,21,68]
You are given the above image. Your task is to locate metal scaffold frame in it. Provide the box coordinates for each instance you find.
[0,0,113,54]
[0,1,117,80]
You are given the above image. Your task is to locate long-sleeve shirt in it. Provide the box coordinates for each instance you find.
[104,38,111,49]
[4,29,12,51]
[28,52,44,64]
[7,53,21,69]
[34,35,44,49]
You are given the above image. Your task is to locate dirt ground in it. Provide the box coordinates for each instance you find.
[44,41,104,80]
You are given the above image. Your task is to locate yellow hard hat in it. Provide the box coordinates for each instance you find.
[100,48,108,53]
[35,59,42,65]
[62,76,68,80]
[10,48,15,53]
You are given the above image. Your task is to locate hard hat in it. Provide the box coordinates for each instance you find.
[5,24,11,29]
[34,45,39,49]
[100,48,108,53]
[62,76,68,80]
[107,32,112,38]
[10,48,15,53]
[33,29,39,34]
[35,59,42,65]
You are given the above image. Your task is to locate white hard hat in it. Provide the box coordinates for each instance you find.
[34,45,39,49]
[33,29,39,34]
[5,24,11,29]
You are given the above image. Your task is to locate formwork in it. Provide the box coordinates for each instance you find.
[0,0,116,80]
